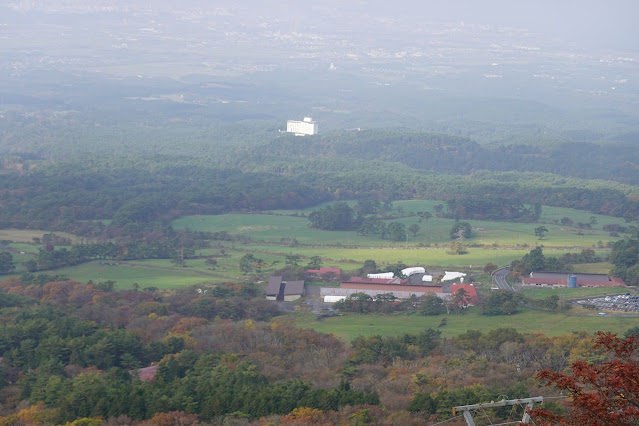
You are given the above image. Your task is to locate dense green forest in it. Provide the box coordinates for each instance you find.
[247,130,639,185]
[2,146,638,234]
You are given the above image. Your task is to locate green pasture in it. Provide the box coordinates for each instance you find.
[172,201,626,250]
[289,309,639,340]
[173,213,392,246]
[8,243,40,254]
[387,215,618,248]
[50,260,213,290]
[201,246,357,268]
[571,262,614,274]
[211,243,569,269]
[268,200,631,234]
[3,201,628,289]
[539,206,628,229]
[0,229,81,243]
[389,201,624,247]
[0,243,37,274]
[191,250,307,280]
[521,286,629,300]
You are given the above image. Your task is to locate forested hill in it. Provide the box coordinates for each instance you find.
[0,161,330,229]
[2,128,639,231]
[249,130,639,185]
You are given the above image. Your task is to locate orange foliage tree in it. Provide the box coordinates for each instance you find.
[280,407,325,424]
[530,331,639,425]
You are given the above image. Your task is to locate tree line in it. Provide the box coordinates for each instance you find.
[307,202,408,241]
[2,129,639,240]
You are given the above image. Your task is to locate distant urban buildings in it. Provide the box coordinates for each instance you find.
[286,117,318,136]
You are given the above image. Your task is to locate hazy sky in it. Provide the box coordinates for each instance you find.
[383,0,639,51]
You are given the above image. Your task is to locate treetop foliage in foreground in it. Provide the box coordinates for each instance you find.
[531,332,639,425]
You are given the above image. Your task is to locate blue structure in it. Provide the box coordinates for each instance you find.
[568,274,577,288]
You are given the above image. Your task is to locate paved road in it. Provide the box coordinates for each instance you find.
[493,267,514,291]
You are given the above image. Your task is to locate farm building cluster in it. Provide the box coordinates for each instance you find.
[266,265,627,311]
[322,267,472,303]
[266,266,478,306]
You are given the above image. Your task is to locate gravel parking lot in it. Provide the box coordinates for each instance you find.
[573,293,639,313]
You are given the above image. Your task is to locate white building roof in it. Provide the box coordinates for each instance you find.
[367,272,395,279]
[442,271,467,282]
[401,267,426,277]
[324,295,347,303]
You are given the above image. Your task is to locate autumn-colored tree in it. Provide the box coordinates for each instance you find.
[530,332,639,425]
[11,403,59,425]
[169,316,208,335]
[65,418,103,426]
[148,411,200,426]
[483,263,498,274]
[281,407,325,424]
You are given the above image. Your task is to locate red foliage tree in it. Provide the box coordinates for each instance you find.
[530,331,639,425]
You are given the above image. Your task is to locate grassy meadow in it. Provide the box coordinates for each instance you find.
[520,286,629,300]
[0,229,82,244]
[1,201,630,305]
[206,243,536,269]
[173,201,625,249]
[49,260,214,290]
[289,309,639,340]
[173,200,625,273]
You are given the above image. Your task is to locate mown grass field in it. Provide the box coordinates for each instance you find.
[50,260,213,290]
[208,243,582,270]
[0,229,82,243]
[289,309,639,340]
[521,286,629,300]
[8,243,40,255]
[571,262,614,274]
[172,201,625,249]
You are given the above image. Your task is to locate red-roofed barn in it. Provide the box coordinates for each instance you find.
[450,283,479,306]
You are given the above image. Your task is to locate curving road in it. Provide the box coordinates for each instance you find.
[493,266,514,291]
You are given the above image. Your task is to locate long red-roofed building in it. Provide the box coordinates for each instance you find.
[320,276,446,300]
[522,272,625,288]
[340,276,443,294]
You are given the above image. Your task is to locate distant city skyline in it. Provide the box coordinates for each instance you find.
[3,0,638,51]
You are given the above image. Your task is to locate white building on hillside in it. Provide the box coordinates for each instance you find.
[287,117,318,136]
